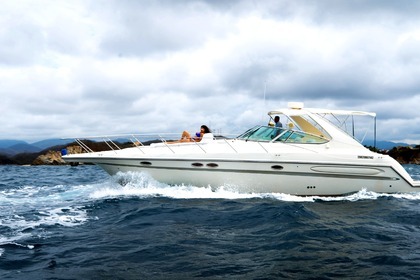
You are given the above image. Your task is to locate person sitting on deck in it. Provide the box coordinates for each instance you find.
[179,125,211,142]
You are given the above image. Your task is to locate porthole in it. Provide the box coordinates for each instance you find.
[271,165,284,170]
[206,163,219,168]
[192,162,203,167]
[140,161,152,166]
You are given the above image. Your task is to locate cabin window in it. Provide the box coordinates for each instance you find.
[290,115,330,139]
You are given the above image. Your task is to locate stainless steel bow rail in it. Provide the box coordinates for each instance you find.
[64,133,245,155]
[66,133,168,154]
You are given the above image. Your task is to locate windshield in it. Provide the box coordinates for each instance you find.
[237,125,329,144]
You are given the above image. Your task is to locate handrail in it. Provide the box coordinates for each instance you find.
[67,133,293,156]
[62,132,179,140]
[104,137,121,154]
[130,135,143,146]
[257,142,269,153]
[159,135,176,154]
[270,130,289,142]
[192,139,207,153]
[130,135,146,154]
[223,139,238,153]
[75,139,94,153]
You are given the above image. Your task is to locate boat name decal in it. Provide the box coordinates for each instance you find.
[358,156,374,159]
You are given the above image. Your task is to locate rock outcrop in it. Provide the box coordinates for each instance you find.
[32,150,65,165]
[66,145,83,155]
[387,146,419,165]
[32,145,83,165]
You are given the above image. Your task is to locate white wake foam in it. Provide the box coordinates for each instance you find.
[89,171,420,202]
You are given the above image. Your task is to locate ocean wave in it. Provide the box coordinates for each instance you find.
[0,183,93,245]
[1,165,419,279]
[1,168,419,246]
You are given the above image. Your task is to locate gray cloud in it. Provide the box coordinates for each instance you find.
[0,0,419,144]
[97,0,234,57]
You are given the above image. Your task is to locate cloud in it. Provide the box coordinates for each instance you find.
[97,0,234,57]
[0,0,419,144]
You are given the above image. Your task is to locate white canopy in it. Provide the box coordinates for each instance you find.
[267,107,376,118]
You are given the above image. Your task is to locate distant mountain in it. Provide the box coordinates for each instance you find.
[0,140,36,156]
[0,143,41,156]
[0,139,28,148]
[0,138,74,156]
[8,142,42,153]
[31,138,74,150]
[363,139,410,150]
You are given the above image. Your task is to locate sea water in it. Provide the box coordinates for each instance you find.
[0,164,419,279]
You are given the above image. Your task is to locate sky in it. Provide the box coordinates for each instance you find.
[1,0,419,144]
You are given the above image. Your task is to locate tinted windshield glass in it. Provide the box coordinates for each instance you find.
[237,126,328,144]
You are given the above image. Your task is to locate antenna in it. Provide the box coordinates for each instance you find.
[263,80,267,108]
[261,80,267,123]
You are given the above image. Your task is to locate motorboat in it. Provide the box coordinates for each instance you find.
[62,102,420,196]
